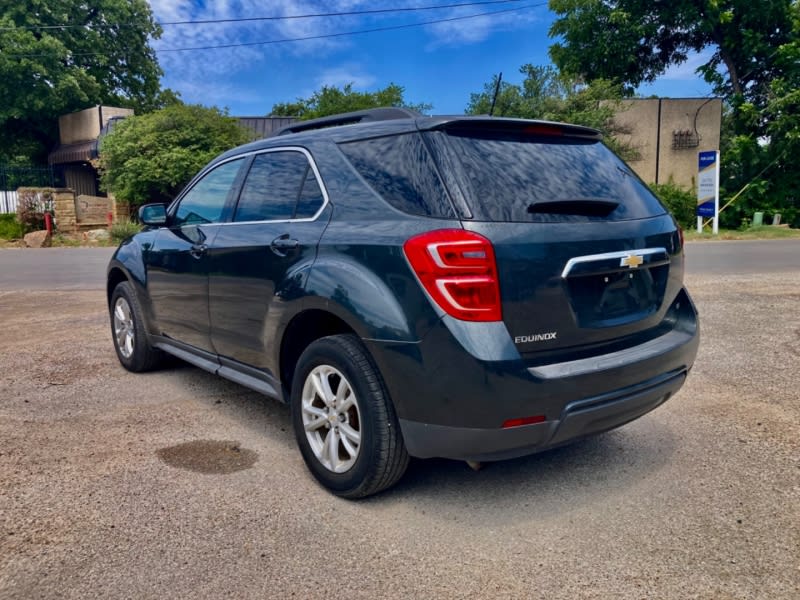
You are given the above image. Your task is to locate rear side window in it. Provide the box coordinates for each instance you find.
[425,129,667,222]
[234,151,325,222]
[338,133,455,218]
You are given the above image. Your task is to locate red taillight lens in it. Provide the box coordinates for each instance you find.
[403,229,502,322]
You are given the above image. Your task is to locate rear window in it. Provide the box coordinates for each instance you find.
[338,133,456,218]
[425,129,667,222]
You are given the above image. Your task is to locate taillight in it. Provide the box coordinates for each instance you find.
[403,229,502,322]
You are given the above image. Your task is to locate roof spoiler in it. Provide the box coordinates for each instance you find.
[272,107,422,137]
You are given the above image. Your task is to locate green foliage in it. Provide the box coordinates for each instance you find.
[0,0,170,165]
[549,0,795,104]
[549,0,800,229]
[110,220,142,243]
[649,181,696,230]
[271,83,432,120]
[99,104,254,205]
[15,187,55,233]
[466,65,637,160]
[0,213,24,239]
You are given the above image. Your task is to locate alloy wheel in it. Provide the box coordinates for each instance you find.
[301,365,362,473]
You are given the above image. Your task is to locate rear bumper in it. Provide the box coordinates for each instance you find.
[399,369,685,461]
[366,287,699,461]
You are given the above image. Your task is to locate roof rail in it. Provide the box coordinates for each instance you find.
[272,107,422,137]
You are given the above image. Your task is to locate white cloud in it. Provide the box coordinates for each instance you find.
[144,1,541,107]
[660,50,714,81]
[422,3,543,49]
[315,65,376,89]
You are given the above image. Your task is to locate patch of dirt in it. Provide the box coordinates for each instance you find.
[156,440,258,474]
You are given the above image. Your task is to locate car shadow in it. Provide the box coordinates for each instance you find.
[160,361,676,521]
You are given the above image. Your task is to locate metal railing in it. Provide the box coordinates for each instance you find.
[0,167,59,213]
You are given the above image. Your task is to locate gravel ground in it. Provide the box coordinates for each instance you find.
[0,271,798,599]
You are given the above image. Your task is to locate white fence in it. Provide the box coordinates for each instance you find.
[1,190,18,214]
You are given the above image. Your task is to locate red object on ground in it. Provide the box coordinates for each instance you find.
[44,213,53,234]
[107,212,114,227]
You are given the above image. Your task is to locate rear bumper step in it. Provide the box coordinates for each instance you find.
[400,369,686,461]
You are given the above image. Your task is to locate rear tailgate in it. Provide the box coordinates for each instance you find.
[422,120,685,355]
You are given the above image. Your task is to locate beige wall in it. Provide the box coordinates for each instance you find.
[612,98,722,190]
[613,100,659,183]
[58,106,134,144]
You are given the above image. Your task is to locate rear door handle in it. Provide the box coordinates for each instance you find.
[270,234,299,256]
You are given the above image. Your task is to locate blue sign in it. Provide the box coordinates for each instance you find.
[697,151,718,217]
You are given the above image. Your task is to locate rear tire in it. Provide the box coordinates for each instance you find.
[110,281,164,372]
[291,334,409,498]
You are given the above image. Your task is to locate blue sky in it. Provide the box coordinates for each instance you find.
[148,0,715,117]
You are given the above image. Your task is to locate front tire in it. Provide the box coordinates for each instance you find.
[110,281,163,372]
[291,334,409,498]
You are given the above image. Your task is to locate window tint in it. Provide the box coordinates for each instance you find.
[234,151,317,222]
[338,133,455,218]
[295,168,325,219]
[174,159,244,226]
[425,129,667,222]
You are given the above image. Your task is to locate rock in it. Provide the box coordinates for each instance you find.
[23,230,52,248]
[85,228,110,242]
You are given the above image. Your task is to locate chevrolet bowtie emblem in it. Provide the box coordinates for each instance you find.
[620,254,644,269]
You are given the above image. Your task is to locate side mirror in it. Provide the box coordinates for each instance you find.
[138,203,168,227]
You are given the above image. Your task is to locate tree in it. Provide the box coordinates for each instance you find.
[549,0,795,104]
[271,83,432,120]
[549,0,800,228]
[0,0,169,165]
[99,104,254,205]
[466,65,636,159]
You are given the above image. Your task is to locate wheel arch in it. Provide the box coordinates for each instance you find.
[279,309,358,393]
[107,266,128,305]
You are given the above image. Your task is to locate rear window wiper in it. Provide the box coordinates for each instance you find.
[527,199,619,218]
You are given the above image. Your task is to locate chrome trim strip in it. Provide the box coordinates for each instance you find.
[561,247,668,279]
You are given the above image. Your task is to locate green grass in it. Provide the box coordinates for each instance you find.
[110,220,142,243]
[685,225,800,241]
[0,213,24,240]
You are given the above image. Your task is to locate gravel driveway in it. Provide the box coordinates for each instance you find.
[0,254,798,598]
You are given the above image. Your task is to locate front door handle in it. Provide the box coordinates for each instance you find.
[190,243,207,259]
[270,234,299,256]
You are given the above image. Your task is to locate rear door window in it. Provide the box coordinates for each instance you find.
[338,133,455,218]
[234,151,324,222]
[425,129,667,222]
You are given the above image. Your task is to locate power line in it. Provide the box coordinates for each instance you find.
[162,0,524,26]
[5,2,545,58]
[0,1,524,31]
[156,2,543,53]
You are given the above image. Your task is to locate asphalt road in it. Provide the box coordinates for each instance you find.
[0,239,797,291]
[1,242,798,598]
[0,247,115,290]
[684,239,800,274]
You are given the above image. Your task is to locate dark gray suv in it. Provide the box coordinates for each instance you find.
[107,108,699,497]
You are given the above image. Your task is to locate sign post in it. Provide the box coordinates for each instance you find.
[697,150,720,234]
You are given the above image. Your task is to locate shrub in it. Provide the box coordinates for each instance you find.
[649,181,696,230]
[110,220,142,243]
[0,213,24,239]
[16,187,55,233]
